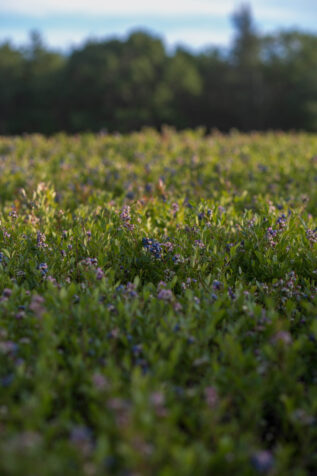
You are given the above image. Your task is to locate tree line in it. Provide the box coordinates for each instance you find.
[1,5,317,134]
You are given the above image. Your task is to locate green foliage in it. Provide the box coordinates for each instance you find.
[0,130,316,475]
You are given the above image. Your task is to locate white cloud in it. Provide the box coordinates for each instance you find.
[1,0,314,50]
[165,29,231,49]
[0,29,91,49]
[0,0,234,16]
[0,0,311,20]
[0,30,30,45]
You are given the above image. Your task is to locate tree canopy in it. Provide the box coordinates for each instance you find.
[1,5,317,134]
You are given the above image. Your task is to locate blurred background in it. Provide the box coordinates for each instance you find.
[1,0,317,134]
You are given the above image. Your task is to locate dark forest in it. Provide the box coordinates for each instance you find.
[1,5,317,134]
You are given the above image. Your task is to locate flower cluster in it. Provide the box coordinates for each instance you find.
[164,268,176,281]
[306,228,317,244]
[251,450,274,473]
[276,213,287,229]
[9,209,17,219]
[171,202,179,216]
[38,262,48,275]
[36,231,47,248]
[213,280,222,290]
[161,241,174,252]
[29,294,46,317]
[194,239,205,249]
[96,267,104,280]
[142,237,162,259]
[181,277,197,290]
[0,288,12,303]
[80,257,98,267]
[172,254,185,264]
[273,271,303,302]
[272,330,292,345]
[116,282,138,299]
[120,205,134,231]
[266,227,278,247]
[157,281,173,301]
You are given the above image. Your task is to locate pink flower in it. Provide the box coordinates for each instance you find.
[204,386,218,408]
[92,372,108,390]
[158,289,173,301]
[272,330,292,345]
[29,295,46,318]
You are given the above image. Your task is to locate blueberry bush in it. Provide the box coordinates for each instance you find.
[0,129,316,475]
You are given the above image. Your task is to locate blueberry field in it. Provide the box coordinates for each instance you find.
[0,130,316,476]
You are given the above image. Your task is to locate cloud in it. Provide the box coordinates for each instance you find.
[0,0,234,16]
[165,28,231,49]
[1,0,315,50]
[0,0,313,21]
[0,28,90,49]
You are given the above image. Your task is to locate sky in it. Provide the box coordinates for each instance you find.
[0,0,316,52]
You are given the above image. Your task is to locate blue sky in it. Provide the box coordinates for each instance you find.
[0,0,316,51]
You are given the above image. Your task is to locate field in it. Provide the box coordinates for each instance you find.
[0,129,316,475]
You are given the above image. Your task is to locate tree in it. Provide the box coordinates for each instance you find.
[0,42,24,133]
[261,31,317,130]
[231,3,259,68]
[14,31,65,133]
[230,4,263,130]
[0,7,317,134]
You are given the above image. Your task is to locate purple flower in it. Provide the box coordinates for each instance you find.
[37,232,47,248]
[266,227,278,247]
[29,294,45,318]
[204,386,218,408]
[70,426,93,455]
[38,262,48,275]
[213,280,222,290]
[9,209,17,219]
[142,237,162,259]
[228,287,236,300]
[272,330,292,345]
[306,228,317,244]
[80,257,98,267]
[1,374,14,387]
[96,267,104,280]
[162,241,174,252]
[172,254,182,264]
[276,214,287,229]
[132,344,142,355]
[158,289,173,301]
[125,282,138,298]
[119,206,134,230]
[92,372,108,390]
[251,450,274,473]
[194,240,205,249]
[171,202,179,214]
[2,288,12,298]
[267,227,277,237]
